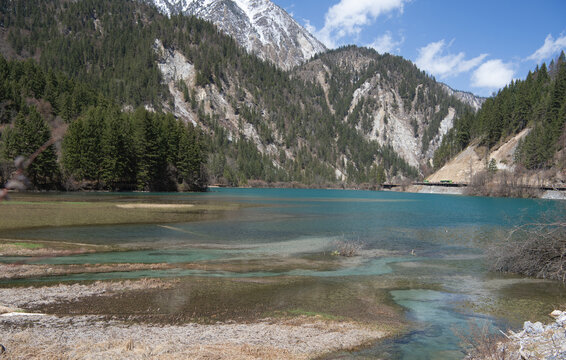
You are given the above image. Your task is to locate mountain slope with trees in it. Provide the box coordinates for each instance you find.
[0,0,477,190]
[432,53,566,190]
[143,0,327,70]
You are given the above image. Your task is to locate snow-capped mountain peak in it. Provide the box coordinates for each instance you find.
[144,0,327,70]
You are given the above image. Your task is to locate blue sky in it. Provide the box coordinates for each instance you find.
[273,0,566,97]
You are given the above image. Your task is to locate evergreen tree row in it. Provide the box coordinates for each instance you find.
[63,105,206,191]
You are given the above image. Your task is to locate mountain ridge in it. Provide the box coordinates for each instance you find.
[439,83,486,111]
[144,0,327,70]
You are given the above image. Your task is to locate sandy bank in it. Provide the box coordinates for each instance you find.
[115,203,195,209]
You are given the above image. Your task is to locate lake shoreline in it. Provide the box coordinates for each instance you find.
[5,181,566,200]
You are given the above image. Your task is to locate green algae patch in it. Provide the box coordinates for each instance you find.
[0,238,120,258]
[181,256,342,274]
[8,242,43,249]
[458,279,566,328]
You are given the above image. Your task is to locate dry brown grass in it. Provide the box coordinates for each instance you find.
[0,315,384,360]
[0,333,303,360]
[455,321,507,360]
[0,278,180,308]
[332,239,364,257]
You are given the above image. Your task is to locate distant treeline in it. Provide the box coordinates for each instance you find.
[434,52,566,170]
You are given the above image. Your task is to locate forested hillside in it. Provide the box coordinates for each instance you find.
[433,53,566,174]
[0,0,475,190]
[0,55,206,191]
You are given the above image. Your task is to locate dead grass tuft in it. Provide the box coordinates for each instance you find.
[455,321,507,360]
[332,238,364,257]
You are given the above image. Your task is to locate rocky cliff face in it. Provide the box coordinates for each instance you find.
[146,0,326,70]
[440,83,486,112]
[154,38,282,163]
[294,48,473,170]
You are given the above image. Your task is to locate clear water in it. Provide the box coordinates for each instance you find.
[2,188,565,359]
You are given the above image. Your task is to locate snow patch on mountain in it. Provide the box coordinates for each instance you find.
[440,83,485,111]
[145,0,326,70]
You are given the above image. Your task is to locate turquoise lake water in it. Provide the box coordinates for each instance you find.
[2,188,565,359]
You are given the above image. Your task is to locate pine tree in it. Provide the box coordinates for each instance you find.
[62,106,103,184]
[6,108,59,188]
[178,122,206,191]
[100,107,136,189]
[132,108,168,191]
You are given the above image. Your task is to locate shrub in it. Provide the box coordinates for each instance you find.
[490,221,566,282]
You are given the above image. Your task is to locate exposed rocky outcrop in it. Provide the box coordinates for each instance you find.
[495,310,566,359]
[154,38,283,161]
[440,83,486,112]
[295,48,472,170]
[427,128,531,183]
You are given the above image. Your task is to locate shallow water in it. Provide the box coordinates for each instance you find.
[2,188,565,358]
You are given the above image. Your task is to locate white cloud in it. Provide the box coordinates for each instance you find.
[303,19,316,36]
[368,32,404,54]
[415,40,487,79]
[527,34,566,63]
[284,3,295,17]
[314,0,407,48]
[471,59,515,89]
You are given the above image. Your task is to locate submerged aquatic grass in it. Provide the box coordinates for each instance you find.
[0,194,241,230]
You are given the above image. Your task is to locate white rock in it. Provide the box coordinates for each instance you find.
[524,321,545,334]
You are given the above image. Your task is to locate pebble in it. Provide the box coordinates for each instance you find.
[524,321,545,334]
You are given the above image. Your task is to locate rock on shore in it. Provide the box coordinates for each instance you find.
[498,310,566,359]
